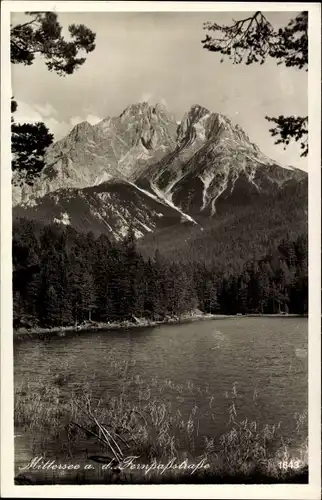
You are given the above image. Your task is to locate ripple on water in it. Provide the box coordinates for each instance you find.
[14,317,308,471]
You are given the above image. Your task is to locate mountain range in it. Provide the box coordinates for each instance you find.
[12,101,307,245]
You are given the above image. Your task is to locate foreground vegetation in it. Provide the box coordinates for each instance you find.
[14,358,308,485]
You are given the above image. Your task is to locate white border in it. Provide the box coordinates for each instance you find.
[1,2,321,498]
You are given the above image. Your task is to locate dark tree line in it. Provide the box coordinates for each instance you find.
[13,219,308,329]
[194,234,308,316]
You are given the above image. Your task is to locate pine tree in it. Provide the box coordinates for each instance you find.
[81,269,97,322]
[203,277,218,314]
[202,11,308,156]
[143,258,159,319]
[258,268,270,314]
[11,13,96,182]
[152,249,170,319]
[11,122,54,183]
[237,278,248,314]
[42,285,60,327]
[12,217,308,326]
[11,12,96,75]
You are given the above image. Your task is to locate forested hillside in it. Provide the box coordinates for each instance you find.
[138,180,307,272]
[13,218,308,329]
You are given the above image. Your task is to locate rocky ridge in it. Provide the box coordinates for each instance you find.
[12,102,307,239]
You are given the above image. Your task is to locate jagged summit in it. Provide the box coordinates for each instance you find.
[120,101,150,117]
[189,104,210,115]
[67,120,94,142]
[72,120,93,130]
[12,101,307,239]
[119,101,173,120]
[12,101,178,206]
[177,105,239,146]
[135,104,306,217]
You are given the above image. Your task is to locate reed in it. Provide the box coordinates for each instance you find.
[14,361,308,483]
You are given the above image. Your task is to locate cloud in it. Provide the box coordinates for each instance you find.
[14,101,44,125]
[86,114,102,125]
[139,92,153,103]
[70,114,102,127]
[14,102,69,139]
[51,121,73,140]
[160,97,169,108]
[13,102,103,141]
[33,102,58,118]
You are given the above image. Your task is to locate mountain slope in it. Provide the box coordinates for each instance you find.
[12,102,307,241]
[12,102,178,207]
[138,177,308,272]
[135,104,306,216]
[13,180,195,240]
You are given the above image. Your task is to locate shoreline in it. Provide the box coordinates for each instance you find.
[13,312,307,341]
[13,313,220,341]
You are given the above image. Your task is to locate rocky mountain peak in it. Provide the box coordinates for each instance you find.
[177,104,210,144]
[135,104,306,219]
[72,119,93,130]
[189,104,210,117]
[69,120,94,139]
[118,101,176,128]
[120,101,149,118]
[180,104,210,125]
[176,106,253,146]
[12,101,306,231]
[49,120,96,156]
[175,105,241,146]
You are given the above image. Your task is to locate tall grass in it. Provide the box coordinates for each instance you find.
[14,358,308,484]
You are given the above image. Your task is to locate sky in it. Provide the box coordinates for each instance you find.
[11,11,308,170]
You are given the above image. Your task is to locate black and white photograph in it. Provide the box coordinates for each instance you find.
[1,1,321,497]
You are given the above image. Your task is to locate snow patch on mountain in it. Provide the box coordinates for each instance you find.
[210,179,229,215]
[12,101,306,239]
[150,183,198,224]
[137,220,153,233]
[93,172,114,186]
[199,171,216,211]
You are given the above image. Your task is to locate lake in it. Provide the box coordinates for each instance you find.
[14,317,308,481]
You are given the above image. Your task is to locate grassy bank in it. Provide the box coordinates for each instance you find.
[14,358,308,485]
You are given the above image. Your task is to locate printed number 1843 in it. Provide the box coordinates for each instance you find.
[278,459,303,470]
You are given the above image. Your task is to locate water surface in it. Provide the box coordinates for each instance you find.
[14,317,308,475]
